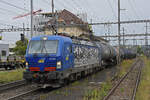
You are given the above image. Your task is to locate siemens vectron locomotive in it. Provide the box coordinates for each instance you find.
[23,35,135,87]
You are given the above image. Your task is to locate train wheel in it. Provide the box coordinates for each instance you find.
[11,66,16,70]
[69,74,75,82]
[81,71,85,78]
[5,66,8,70]
[62,78,70,86]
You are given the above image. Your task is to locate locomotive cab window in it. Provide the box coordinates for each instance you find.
[1,50,6,57]
[28,40,58,54]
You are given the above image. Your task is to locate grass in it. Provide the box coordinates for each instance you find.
[136,56,150,100]
[0,69,24,84]
[118,59,135,77]
[83,81,112,100]
[120,87,124,93]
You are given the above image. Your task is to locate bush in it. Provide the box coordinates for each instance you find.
[13,39,28,56]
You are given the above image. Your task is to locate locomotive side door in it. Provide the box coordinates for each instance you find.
[63,43,74,69]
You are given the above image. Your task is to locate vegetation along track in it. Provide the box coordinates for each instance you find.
[103,58,143,100]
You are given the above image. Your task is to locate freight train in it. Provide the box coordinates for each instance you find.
[0,55,25,70]
[0,43,25,70]
[23,35,136,87]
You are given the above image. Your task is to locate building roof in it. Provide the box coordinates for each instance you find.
[58,9,86,25]
[47,9,87,25]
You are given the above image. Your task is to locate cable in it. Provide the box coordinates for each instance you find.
[127,0,141,19]
[132,0,144,19]
[107,0,117,19]
[71,0,83,11]
[42,0,52,10]
[0,10,8,15]
[0,22,20,28]
[81,0,102,22]
[56,0,77,11]
[0,0,29,12]
[0,7,19,15]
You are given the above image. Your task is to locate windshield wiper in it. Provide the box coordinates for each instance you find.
[41,41,48,54]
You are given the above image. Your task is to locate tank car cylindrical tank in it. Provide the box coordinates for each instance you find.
[99,43,117,60]
[96,43,117,65]
[121,48,137,59]
[114,47,125,60]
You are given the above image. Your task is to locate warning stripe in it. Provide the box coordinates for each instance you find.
[29,67,40,71]
[44,67,56,71]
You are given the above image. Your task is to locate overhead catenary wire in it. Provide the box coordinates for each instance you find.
[132,0,144,19]
[127,0,141,19]
[107,0,117,19]
[0,22,21,28]
[78,0,101,22]
[0,7,19,15]
[71,0,84,12]
[56,0,75,11]
[0,0,29,12]
[42,0,52,10]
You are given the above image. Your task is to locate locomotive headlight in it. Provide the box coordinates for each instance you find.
[43,37,47,40]
[26,62,29,69]
[57,61,61,69]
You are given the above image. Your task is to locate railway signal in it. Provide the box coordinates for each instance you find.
[20,33,25,42]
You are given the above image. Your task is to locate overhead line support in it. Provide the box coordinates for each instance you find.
[118,0,121,64]
[30,0,33,38]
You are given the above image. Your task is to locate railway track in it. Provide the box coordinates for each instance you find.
[7,87,41,100]
[103,58,143,100]
[0,80,41,100]
[0,65,117,100]
[0,80,26,92]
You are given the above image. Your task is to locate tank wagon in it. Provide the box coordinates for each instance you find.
[23,35,118,87]
[121,48,136,59]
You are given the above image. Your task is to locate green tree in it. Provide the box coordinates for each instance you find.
[137,46,143,54]
[0,36,2,40]
[13,39,28,55]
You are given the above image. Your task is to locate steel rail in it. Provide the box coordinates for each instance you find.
[131,61,143,100]
[7,87,41,100]
[103,59,142,100]
[0,80,26,92]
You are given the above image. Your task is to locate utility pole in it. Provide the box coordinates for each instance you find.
[30,0,33,38]
[133,38,135,46]
[136,39,137,46]
[107,25,111,41]
[52,0,55,35]
[105,33,107,40]
[118,0,121,64]
[52,0,54,15]
[145,22,148,46]
[122,27,125,46]
[55,10,58,35]
[23,23,25,35]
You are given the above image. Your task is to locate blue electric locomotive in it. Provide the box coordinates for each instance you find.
[23,35,117,87]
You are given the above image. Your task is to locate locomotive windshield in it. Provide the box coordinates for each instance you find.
[28,40,58,54]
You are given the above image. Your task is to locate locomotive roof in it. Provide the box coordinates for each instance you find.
[30,35,72,43]
[0,41,9,45]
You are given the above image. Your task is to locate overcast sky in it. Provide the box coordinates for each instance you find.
[0,0,150,45]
